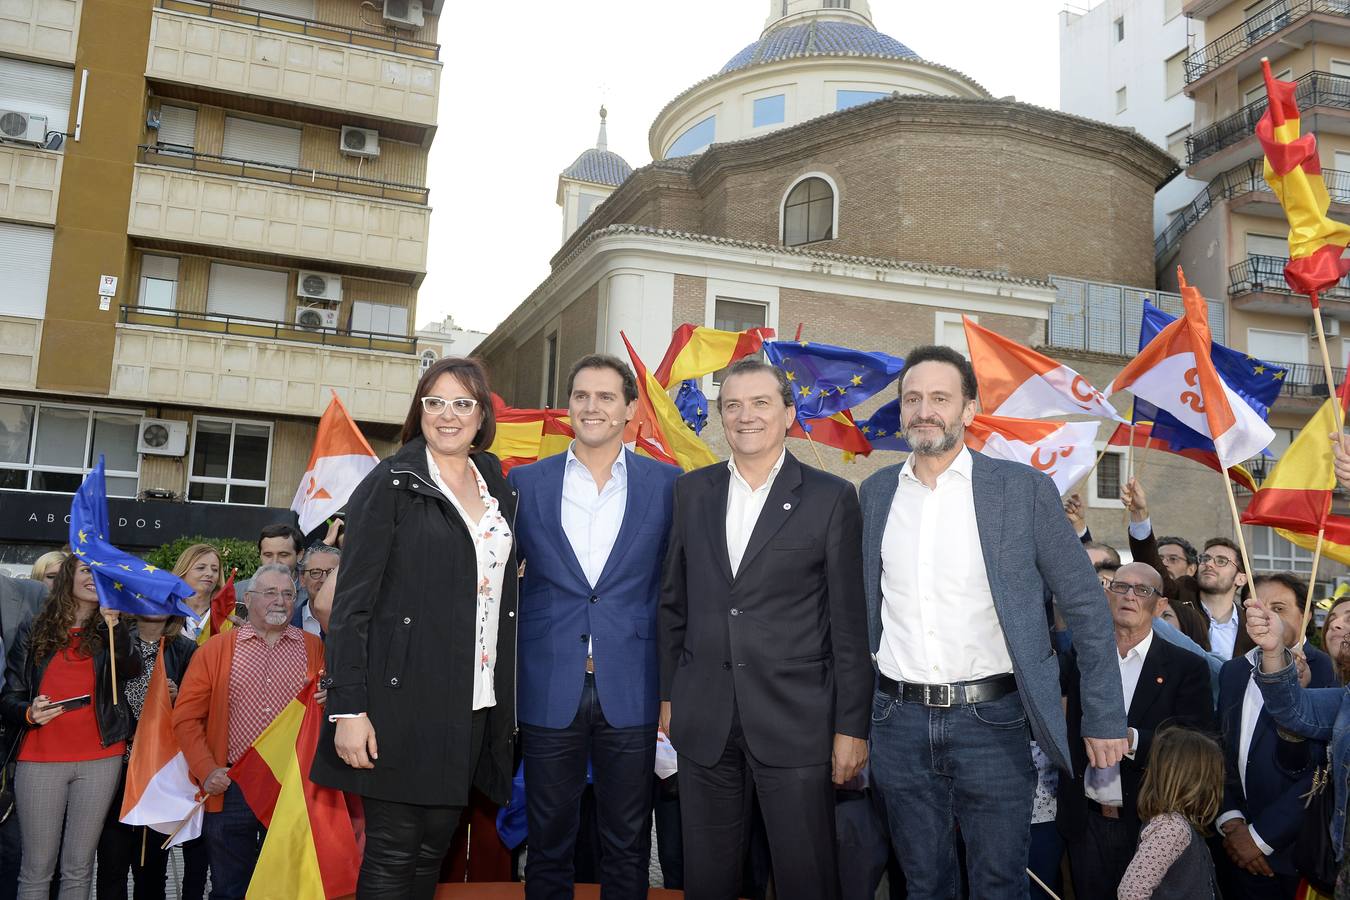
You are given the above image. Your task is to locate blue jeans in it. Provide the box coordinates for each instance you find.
[203,783,265,900]
[870,688,1036,900]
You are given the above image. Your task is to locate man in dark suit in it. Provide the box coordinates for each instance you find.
[1216,571,1334,900]
[1058,561,1214,898]
[510,354,680,899]
[861,345,1127,899]
[658,358,871,900]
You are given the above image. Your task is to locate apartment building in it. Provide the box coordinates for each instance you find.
[0,0,441,558]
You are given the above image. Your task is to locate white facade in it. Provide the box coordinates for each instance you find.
[1059,0,1201,235]
[415,316,488,366]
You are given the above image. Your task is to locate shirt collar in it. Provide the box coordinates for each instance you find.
[727,448,786,493]
[899,445,973,486]
[565,443,628,479]
[1121,628,1155,663]
[236,622,301,643]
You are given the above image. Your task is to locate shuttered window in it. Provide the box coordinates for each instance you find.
[156,105,196,150]
[0,58,73,136]
[0,223,54,319]
[138,255,179,309]
[248,0,316,18]
[206,263,288,322]
[222,117,302,168]
[351,301,408,335]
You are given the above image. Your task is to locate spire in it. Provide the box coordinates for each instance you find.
[596,105,608,152]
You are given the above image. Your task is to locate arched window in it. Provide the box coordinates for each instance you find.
[420,349,437,373]
[783,177,834,246]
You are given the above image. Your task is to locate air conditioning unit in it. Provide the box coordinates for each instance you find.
[137,418,188,456]
[382,0,424,27]
[296,306,340,330]
[296,271,342,302]
[1311,318,1342,338]
[0,110,47,145]
[340,126,380,159]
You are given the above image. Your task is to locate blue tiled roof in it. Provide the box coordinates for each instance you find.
[560,148,633,187]
[721,20,918,73]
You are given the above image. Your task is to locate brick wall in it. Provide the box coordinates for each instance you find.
[672,274,706,328]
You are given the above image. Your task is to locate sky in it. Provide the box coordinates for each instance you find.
[419,0,1077,335]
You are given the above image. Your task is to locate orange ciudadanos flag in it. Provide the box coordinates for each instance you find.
[1257,58,1350,298]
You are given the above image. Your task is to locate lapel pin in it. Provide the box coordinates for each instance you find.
[1155,676,1164,684]
[783,502,792,510]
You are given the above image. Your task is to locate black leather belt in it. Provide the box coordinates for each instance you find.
[877,673,1018,708]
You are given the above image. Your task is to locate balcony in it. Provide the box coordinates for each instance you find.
[1048,276,1226,356]
[0,0,81,65]
[146,0,441,132]
[127,151,430,279]
[1264,360,1346,398]
[1228,254,1350,317]
[0,145,62,226]
[1185,1,1350,91]
[112,307,418,424]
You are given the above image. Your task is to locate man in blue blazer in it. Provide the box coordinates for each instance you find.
[508,354,679,899]
[860,345,1127,900]
[1216,572,1335,900]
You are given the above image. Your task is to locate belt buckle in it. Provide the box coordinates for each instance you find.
[923,683,952,708]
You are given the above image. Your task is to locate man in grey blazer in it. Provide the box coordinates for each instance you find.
[861,345,1127,900]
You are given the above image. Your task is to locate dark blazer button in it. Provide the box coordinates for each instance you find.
[580,634,589,643]
[590,595,598,604]
[403,617,411,625]
[730,608,740,616]
[389,677,399,686]
[722,661,732,670]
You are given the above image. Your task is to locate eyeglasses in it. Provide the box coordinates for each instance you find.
[1197,554,1236,568]
[302,568,335,580]
[420,396,478,416]
[246,588,296,602]
[1158,554,1189,566]
[1106,581,1159,598]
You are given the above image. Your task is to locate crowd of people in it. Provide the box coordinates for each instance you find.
[0,347,1347,900]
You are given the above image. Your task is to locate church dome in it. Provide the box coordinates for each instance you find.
[560,147,633,187]
[720,20,919,74]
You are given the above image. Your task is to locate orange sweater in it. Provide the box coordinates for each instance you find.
[171,627,324,813]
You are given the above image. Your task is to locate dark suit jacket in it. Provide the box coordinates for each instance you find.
[509,449,679,729]
[1218,646,1335,874]
[1129,529,1243,656]
[1058,630,1214,833]
[658,450,871,769]
[0,573,42,660]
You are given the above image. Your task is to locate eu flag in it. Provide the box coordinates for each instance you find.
[762,341,906,424]
[70,457,196,617]
[854,399,911,452]
[1133,301,1287,454]
[674,379,708,434]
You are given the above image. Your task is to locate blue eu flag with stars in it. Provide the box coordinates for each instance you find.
[854,399,911,452]
[762,340,906,425]
[70,456,196,617]
[674,379,708,435]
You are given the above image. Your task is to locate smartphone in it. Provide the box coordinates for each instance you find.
[50,694,91,711]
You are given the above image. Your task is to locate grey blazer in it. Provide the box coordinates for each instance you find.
[859,451,1126,774]
[0,573,42,660]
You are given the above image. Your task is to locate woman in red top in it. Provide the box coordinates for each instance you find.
[0,554,138,900]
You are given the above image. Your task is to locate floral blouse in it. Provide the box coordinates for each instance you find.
[426,449,513,711]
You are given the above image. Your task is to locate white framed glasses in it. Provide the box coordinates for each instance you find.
[420,396,479,416]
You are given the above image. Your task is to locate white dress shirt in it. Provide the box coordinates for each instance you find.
[876,446,1013,684]
[561,445,628,587]
[1215,648,1276,855]
[1085,629,1152,807]
[1205,604,1240,660]
[726,450,785,576]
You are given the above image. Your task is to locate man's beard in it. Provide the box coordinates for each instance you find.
[903,416,963,456]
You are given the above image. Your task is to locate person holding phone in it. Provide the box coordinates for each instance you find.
[0,555,139,900]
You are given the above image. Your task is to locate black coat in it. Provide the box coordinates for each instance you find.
[0,616,141,750]
[311,437,519,807]
[658,451,871,769]
[127,626,197,732]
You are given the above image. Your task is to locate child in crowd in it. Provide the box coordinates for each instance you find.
[1117,727,1223,900]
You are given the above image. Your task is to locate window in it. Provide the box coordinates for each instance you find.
[753,94,786,128]
[138,255,178,309]
[206,263,287,322]
[188,418,271,505]
[822,0,851,7]
[420,349,437,373]
[1246,328,1307,365]
[577,192,602,223]
[1115,87,1127,113]
[1246,232,1287,258]
[1244,68,1290,104]
[713,299,767,384]
[248,0,316,17]
[1114,17,1125,42]
[783,176,834,246]
[1165,50,1187,98]
[935,312,973,357]
[1251,526,1315,573]
[222,117,302,168]
[0,222,54,319]
[836,90,889,111]
[1165,0,1183,21]
[351,301,408,336]
[543,332,559,408]
[1332,59,1350,77]
[0,401,140,497]
[1166,125,1191,162]
[1088,448,1125,509]
[0,58,73,137]
[666,116,716,158]
[156,105,196,153]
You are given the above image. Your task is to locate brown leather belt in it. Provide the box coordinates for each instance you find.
[1087,799,1122,820]
[585,657,594,674]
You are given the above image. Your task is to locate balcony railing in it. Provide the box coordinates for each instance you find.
[1229,254,1350,302]
[1188,71,1350,165]
[119,305,418,355]
[1185,0,1350,84]
[1263,359,1347,397]
[1047,276,1226,355]
[155,0,439,59]
[138,145,429,205]
[1156,160,1350,261]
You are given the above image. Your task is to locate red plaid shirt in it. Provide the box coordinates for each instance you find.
[226,624,310,764]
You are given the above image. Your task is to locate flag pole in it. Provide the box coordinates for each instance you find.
[802,425,827,469]
[1221,469,1258,594]
[1027,867,1062,900]
[1302,526,1327,641]
[108,617,118,706]
[1311,294,1345,433]
[160,798,207,850]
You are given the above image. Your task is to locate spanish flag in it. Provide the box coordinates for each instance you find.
[1257,58,1350,297]
[230,679,360,900]
[1241,380,1350,564]
[788,410,872,457]
[194,569,236,647]
[488,397,574,473]
[621,332,717,471]
[653,324,775,388]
